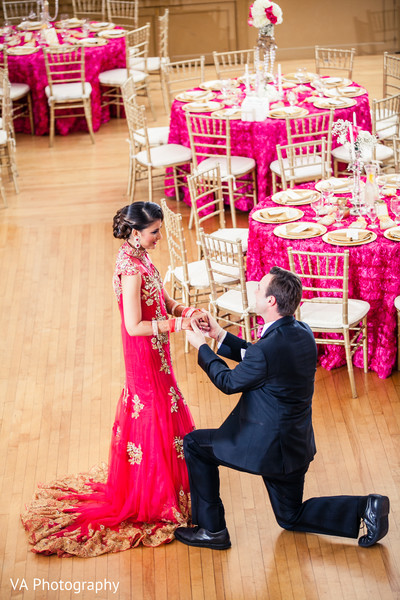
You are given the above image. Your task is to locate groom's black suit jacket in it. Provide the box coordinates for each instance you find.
[198,316,318,476]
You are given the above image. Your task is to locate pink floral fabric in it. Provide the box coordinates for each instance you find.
[246,183,400,379]
[5,32,126,135]
[168,82,372,211]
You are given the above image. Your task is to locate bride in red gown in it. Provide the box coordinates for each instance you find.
[21,202,201,557]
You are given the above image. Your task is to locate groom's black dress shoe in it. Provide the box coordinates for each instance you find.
[174,526,231,550]
[358,494,390,547]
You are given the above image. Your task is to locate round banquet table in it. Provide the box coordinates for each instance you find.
[168,78,372,211]
[2,28,126,135]
[246,183,400,379]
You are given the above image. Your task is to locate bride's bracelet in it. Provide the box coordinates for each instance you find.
[151,319,158,336]
[181,307,196,318]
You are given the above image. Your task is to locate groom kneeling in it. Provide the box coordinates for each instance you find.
[175,266,389,550]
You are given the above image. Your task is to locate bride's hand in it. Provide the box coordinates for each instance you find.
[181,317,194,331]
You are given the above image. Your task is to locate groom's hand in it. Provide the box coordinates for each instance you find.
[186,319,207,350]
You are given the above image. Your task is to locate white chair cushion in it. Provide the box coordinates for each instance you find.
[0,129,8,144]
[173,260,239,288]
[45,82,92,101]
[395,296,400,311]
[198,156,255,178]
[270,156,323,180]
[136,143,192,167]
[332,143,393,162]
[98,68,147,86]
[10,82,30,99]
[215,281,258,314]
[211,228,248,252]
[134,126,169,147]
[129,56,164,72]
[299,299,370,328]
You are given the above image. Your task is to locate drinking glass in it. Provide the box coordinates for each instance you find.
[311,195,324,220]
[377,174,387,199]
[60,13,69,39]
[81,19,90,37]
[287,90,298,107]
[295,67,307,84]
[320,182,334,208]
[333,198,347,227]
[366,202,378,228]
[390,197,400,224]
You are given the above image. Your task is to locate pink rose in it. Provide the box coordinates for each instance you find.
[264,6,278,24]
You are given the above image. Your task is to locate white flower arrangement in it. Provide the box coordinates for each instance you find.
[248,0,283,29]
[332,119,377,162]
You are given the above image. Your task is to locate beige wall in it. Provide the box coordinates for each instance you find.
[29,0,400,60]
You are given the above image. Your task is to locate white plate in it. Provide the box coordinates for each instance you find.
[315,178,358,193]
[383,226,400,241]
[182,101,223,112]
[322,228,377,246]
[175,90,214,102]
[98,28,125,38]
[252,207,304,223]
[273,221,327,239]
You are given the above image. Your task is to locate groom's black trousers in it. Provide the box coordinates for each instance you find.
[184,429,367,538]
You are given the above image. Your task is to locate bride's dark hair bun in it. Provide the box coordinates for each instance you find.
[113,202,163,239]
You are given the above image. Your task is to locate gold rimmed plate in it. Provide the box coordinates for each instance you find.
[182,101,223,113]
[252,207,304,224]
[77,36,108,46]
[315,76,352,88]
[175,90,214,102]
[89,21,115,31]
[55,18,85,28]
[324,86,367,98]
[272,189,321,206]
[312,97,357,109]
[315,178,355,194]
[200,79,238,91]
[377,174,400,188]
[274,221,327,239]
[268,106,309,119]
[383,226,400,241]
[322,228,377,246]
[98,28,126,38]
[283,72,317,84]
[7,45,39,55]
[211,108,242,119]
[17,20,42,30]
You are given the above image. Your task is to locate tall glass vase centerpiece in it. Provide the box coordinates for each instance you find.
[332,119,378,216]
[248,0,283,89]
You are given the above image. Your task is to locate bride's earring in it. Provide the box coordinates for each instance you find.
[133,236,141,249]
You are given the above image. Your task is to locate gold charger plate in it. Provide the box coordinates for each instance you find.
[77,36,108,46]
[315,178,354,194]
[274,221,327,239]
[377,174,400,188]
[268,106,309,119]
[383,227,400,241]
[175,90,214,102]
[312,97,357,109]
[98,28,126,38]
[89,21,115,31]
[17,20,42,30]
[316,76,352,88]
[283,72,317,84]
[200,79,238,91]
[324,86,367,98]
[7,45,39,55]
[272,189,321,206]
[252,207,304,224]
[211,108,241,119]
[55,18,85,28]
[322,229,377,246]
[182,101,223,113]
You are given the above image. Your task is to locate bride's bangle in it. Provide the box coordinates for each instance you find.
[181,307,196,318]
[172,303,184,316]
[151,319,158,337]
[175,317,182,332]
[169,300,179,315]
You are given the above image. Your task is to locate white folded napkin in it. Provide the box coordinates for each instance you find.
[327,98,345,106]
[325,77,342,84]
[341,86,356,93]
[285,106,299,114]
[291,223,311,233]
[347,230,360,240]
[267,207,288,215]
[285,190,302,199]
[224,108,239,116]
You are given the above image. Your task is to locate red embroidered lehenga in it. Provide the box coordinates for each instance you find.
[21,242,195,557]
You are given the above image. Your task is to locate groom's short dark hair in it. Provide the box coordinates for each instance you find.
[266,266,302,316]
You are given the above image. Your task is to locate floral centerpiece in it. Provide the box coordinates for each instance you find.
[248,0,283,33]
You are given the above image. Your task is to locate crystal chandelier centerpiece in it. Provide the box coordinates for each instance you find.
[39,0,59,25]
[248,0,283,87]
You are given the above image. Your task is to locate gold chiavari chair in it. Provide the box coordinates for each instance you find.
[43,44,95,147]
[394,137,400,171]
[274,139,328,192]
[213,48,256,80]
[160,56,205,113]
[0,45,34,134]
[270,110,333,193]
[0,67,19,200]
[161,199,212,352]
[71,0,105,21]
[383,52,400,98]
[122,94,191,203]
[99,23,155,119]
[106,0,138,29]
[315,46,356,80]
[2,0,40,22]
[287,247,370,398]
[185,112,257,228]
[199,228,258,344]
[187,165,249,259]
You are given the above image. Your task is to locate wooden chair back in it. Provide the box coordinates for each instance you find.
[383,52,400,97]
[185,112,231,171]
[161,199,190,292]
[106,0,138,29]
[371,93,400,140]
[161,56,205,111]
[158,8,169,60]
[187,165,226,236]
[125,23,150,75]
[276,138,328,189]
[213,48,256,80]
[72,0,105,20]
[315,46,355,79]
[2,0,40,22]
[43,45,86,96]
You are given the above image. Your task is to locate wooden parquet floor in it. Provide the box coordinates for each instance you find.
[0,55,399,600]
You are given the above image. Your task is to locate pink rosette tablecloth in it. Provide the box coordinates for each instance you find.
[246,183,400,379]
[5,31,126,135]
[168,81,372,212]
